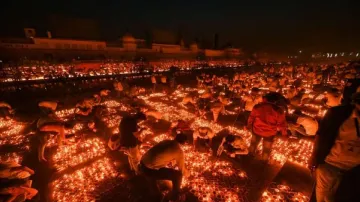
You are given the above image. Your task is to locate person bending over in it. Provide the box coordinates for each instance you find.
[217,133,248,158]
[139,134,189,201]
[193,127,215,151]
[288,110,318,138]
[36,115,72,162]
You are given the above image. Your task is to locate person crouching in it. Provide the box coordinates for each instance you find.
[139,134,189,201]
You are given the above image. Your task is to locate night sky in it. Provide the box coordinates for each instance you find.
[1,0,359,53]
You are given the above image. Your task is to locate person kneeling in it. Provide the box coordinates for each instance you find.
[193,127,214,152]
[139,134,189,201]
[36,117,73,162]
[217,133,248,158]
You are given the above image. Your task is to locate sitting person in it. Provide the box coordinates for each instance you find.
[217,133,248,158]
[210,102,224,123]
[288,110,318,137]
[286,86,297,100]
[168,119,194,137]
[141,107,162,122]
[139,134,189,201]
[193,127,215,151]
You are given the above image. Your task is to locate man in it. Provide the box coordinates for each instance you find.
[36,114,72,162]
[161,75,167,84]
[289,110,318,137]
[286,86,297,100]
[113,80,124,97]
[217,133,248,158]
[139,134,189,201]
[151,75,157,92]
[247,93,288,161]
[193,127,215,151]
[309,92,360,202]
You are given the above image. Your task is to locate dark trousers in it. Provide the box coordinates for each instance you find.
[139,163,182,196]
[249,133,274,161]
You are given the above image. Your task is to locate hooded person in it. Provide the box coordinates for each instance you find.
[113,112,146,174]
[247,92,288,161]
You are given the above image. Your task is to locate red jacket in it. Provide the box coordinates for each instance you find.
[247,102,287,137]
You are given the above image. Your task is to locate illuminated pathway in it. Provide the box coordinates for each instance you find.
[139,91,311,202]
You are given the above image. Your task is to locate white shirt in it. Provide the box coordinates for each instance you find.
[297,116,318,136]
[325,112,360,170]
[38,101,57,111]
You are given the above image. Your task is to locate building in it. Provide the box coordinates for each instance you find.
[0,28,243,61]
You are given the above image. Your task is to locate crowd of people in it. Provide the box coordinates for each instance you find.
[1,60,360,202]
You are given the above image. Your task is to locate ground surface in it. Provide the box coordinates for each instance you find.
[0,71,314,202]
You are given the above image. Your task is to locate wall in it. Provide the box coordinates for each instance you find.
[204,49,225,57]
[32,38,106,51]
[152,44,181,53]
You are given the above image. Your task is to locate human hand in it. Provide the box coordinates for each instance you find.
[25,167,35,175]
[308,164,317,177]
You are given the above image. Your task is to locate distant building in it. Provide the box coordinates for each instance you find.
[0,28,243,61]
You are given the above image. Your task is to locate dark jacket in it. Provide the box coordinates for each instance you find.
[310,105,354,166]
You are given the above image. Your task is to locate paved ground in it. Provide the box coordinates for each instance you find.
[0,71,314,202]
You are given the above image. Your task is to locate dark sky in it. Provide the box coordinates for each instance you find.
[1,0,359,53]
